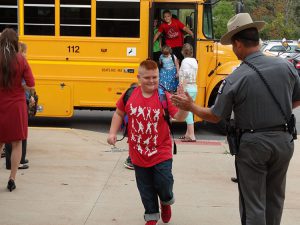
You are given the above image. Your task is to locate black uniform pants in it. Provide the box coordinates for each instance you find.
[236,131,294,225]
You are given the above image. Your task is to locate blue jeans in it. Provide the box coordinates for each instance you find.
[134,159,175,221]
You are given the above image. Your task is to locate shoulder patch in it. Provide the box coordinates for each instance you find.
[218,80,227,94]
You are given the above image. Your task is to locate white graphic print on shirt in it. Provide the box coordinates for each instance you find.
[136,134,142,144]
[131,118,137,132]
[146,107,151,120]
[131,133,136,142]
[167,27,179,39]
[129,104,137,115]
[153,109,160,121]
[129,103,161,157]
[137,120,144,133]
[146,122,152,134]
[143,136,151,145]
[153,122,158,133]
[153,135,158,145]
[137,106,145,120]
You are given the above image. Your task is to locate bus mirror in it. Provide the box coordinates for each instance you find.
[186,16,193,29]
[235,0,245,14]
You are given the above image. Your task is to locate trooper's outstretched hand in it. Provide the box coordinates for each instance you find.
[171,90,194,111]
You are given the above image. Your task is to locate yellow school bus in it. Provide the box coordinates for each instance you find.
[0,0,239,122]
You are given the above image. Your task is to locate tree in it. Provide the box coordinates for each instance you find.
[243,0,300,39]
[212,0,300,40]
[213,1,235,39]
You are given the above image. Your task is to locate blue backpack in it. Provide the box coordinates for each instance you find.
[117,85,177,154]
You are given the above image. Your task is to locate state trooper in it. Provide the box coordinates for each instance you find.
[171,13,300,225]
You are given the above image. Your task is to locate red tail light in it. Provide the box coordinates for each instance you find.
[288,59,294,63]
[296,62,300,69]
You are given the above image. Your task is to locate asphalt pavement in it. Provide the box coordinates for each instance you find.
[0,127,299,225]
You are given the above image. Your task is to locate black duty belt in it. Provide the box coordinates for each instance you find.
[241,125,288,133]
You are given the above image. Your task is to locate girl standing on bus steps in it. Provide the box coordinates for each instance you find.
[159,45,179,93]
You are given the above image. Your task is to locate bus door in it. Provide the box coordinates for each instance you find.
[149,2,198,60]
[194,2,215,112]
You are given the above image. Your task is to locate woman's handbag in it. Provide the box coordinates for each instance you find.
[28,91,38,117]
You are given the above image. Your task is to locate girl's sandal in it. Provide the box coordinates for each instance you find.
[178,136,187,140]
[181,137,197,142]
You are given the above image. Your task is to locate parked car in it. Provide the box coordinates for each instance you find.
[261,40,299,58]
[286,49,300,76]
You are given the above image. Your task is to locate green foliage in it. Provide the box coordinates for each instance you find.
[243,0,300,39]
[213,0,300,40]
[213,1,235,39]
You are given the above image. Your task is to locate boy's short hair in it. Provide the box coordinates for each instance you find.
[138,59,158,75]
[163,10,171,16]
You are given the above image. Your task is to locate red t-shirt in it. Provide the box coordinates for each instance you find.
[158,18,185,48]
[116,87,178,167]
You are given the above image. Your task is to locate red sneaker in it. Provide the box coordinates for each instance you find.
[145,220,157,225]
[160,202,172,223]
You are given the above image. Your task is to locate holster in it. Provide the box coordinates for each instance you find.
[226,120,241,156]
[287,114,297,140]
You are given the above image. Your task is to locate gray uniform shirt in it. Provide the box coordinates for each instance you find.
[212,51,300,129]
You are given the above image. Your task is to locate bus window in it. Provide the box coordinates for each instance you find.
[155,6,196,53]
[60,0,91,36]
[24,0,55,35]
[96,0,140,38]
[0,0,18,32]
[203,3,213,39]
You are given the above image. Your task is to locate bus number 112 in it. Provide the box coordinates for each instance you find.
[67,45,80,53]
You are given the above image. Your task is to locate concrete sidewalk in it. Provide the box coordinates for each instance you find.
[0,127,299,225]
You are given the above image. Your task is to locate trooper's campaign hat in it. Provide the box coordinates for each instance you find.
[220,13,265,45]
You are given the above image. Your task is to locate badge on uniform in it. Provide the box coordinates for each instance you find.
[218,79,227,94]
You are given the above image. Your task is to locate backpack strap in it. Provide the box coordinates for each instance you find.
[171,54,176,67]
[171,54,177,72]
[117,86,137,142]
[123,86,137,106]
[158,86,177,154]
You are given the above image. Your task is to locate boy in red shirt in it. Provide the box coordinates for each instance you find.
[107,60,188,225]
[153,10,194,62]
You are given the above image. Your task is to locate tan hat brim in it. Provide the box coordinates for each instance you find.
[220,21,266,45]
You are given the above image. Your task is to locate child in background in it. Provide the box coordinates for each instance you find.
[178,43,198,142]
[107,60,188,225]
[153,9,194,63]
[152,19,161,64]
[19,42,27,57]
[159,45,179,93]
